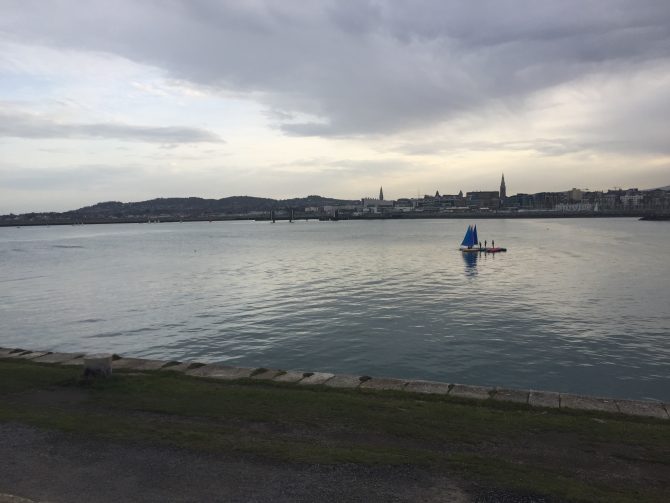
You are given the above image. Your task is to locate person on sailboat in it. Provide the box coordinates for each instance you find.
[492,239,495,248]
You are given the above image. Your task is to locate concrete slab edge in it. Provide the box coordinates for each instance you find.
[0,492,39,503]
[4,349,668,420]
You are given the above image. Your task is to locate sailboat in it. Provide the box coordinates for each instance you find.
[459,225,507,253]
[459,225,479,252]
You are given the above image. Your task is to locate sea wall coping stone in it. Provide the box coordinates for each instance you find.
[0,492,39,502]
[560,394,620,414]
[323,374,363,389]
[32,352,85,364]
[614,399,669,420]
[185,364,254,380]
[404,380,451,395]
[449,384,494,400]
[159,362,199,373]
[528,390,560,409]
[359,377,407,391]
[298,372,335,385]
[272,371,305,383]
[6,350,48,360]
[112,358,169,371]
[4,348,669,420]
[493,388,530,404]
[60,357,86,366]
[3,349,26,358]
[251,369,282,380]
[15,351,50,360]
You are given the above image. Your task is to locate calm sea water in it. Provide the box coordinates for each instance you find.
[1,218,668,401]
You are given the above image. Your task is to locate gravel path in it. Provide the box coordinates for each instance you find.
[0,423,471,503]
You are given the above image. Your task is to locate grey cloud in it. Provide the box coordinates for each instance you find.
[272,157,420,176]
[397,138,598,157]
[2,1,670,137]
[397,133,670,158]
[323,158,420,175]
[0,109,223,143]
[0,164,139,190]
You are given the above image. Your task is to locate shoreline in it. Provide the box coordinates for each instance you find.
[1,210,664,227]
[2,347,667,420]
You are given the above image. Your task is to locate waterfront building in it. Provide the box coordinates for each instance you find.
[620,189,644,209]
[505,193,535,209]
[555,202,594,212]
[395,198,415,212]
[442,193,466,207]
[601,189,625,210]
[567,188,584,202]
[411,191,466,211]
[532,191,568,209]
[466,191,500,210]
[361,194,394,213]
[643,189,670,211]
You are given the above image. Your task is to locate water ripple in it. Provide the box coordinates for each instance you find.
[1,219,669,400]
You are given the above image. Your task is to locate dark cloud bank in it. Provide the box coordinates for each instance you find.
[2,0,670,140]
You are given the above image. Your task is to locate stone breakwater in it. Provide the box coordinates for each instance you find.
[2,347,669,420]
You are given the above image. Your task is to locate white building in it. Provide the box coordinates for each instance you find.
[361,186,394,213]
[620,193,644,209]
[555,202,593,212]
[361,198,394,213]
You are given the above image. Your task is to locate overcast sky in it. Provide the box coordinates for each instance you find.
[1,0,669,213]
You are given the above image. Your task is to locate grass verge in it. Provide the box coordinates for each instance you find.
[1,358,668,502]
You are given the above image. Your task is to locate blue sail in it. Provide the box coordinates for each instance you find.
[460,226,471,247]
[473,225,479,245]
[460,225,475,247]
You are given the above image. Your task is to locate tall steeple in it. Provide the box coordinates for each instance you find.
[379,186,384,201]
[500,173,506,200]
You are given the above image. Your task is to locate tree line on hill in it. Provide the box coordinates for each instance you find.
[1,195,357,225]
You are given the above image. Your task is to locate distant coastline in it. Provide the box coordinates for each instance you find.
[0,210,662,227]
[2,190,668,227]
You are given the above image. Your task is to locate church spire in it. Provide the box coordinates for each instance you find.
[379,186,384,201]
[500,173,506,200]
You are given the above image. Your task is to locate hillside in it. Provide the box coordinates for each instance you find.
[1,195,358,224]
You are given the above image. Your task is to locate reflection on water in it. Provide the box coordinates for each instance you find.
[461,251,478,276]
[1,218,669,401]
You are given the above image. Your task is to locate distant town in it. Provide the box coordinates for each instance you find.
[2,175,669,226]
[356,176,670,217]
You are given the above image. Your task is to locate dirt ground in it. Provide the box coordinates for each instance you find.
[1,423,488,503]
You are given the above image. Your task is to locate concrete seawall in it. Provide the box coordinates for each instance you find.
[2,347,668,420]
